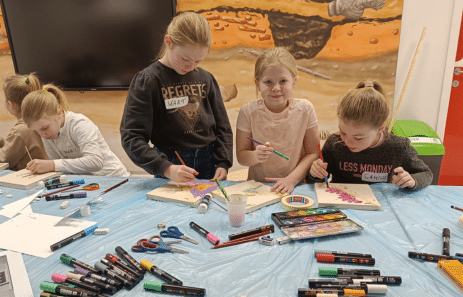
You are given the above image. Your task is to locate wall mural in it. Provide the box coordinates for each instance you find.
[178,0,404,137]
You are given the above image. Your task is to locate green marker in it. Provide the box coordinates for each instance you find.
[247,136,290,160]
[215,179,230,201]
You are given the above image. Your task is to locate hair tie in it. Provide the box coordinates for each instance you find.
[25,77,29,83]
[364,82,374,88]
[41,89,48,92]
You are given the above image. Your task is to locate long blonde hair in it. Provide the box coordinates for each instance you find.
[22,84,70,126]
[157,12,211,59]
[254,47,297,98]
[3,73,41,112]
[337,81,389,129]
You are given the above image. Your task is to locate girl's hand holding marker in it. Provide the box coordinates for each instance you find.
[255,141,274,163]
[392,167,416,189]
[310,159,329,180]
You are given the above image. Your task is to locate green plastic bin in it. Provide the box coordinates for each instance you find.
[391,120,445,185]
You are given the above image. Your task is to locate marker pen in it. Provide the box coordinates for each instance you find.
[40,293,63,297]
[309,279,349,288]
[316,284,387,295]
[100,258,138,283]
[40,282,99,297]
[190,221,220,245]
[228,224,274,241]
[51,273,102,294]
[38,175,67,188]
[443,228,450,256]
[318,267,381,277]
[338,274,402,285]
[46,179,85,190]
[66,272,117,295]
[314,250,372,259]
[60,254,101,275]
[74,266,123,290]
[140,259,183,285]
[408,251,454,262]
[94,262,135,290]
[144,281,206,296]
[316,253,375,266]
[115,246,145,275]
[297,288,344,296]
[105,253,143,279]
[50,225,97,251]
[46,192,87,201]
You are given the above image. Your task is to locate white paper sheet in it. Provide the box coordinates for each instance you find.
[0,213,96,258]
[0,189,43,218]
[0,251,33,296]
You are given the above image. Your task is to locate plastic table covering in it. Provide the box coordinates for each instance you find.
[1,170,463,297]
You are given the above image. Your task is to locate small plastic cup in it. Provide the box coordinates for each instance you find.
[226,194,248,227]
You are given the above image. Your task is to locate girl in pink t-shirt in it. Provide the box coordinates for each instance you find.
[236,47,319,194]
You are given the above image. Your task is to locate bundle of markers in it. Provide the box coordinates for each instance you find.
[298,250,402,296]
[39,246,206,296]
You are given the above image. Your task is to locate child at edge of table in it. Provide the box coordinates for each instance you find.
[309,81,432,190]
[0,73,49,170]
[235,47,320,194]
[21,84,130,177]
[120,12,233,183]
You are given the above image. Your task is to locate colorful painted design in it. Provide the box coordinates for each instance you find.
[185,180,218,198]
[326,188,363,204]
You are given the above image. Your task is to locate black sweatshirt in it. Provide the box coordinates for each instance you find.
[120,61,233,176]
[309,133,433,190]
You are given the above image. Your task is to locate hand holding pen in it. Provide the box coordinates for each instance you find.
[163,151,198,183]
[247,136,290,161]
[310,144,329,183]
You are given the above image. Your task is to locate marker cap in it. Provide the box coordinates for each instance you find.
[319,267,338,276]
[66,272,81,280]
[60,254,75,266]
[73,179,85,185]
[207,233,220,245]
[95,262,108,272]
[343,289,365,296]
[198,203,208,213]
[40,282,59,293]
[366,284,388,294]
[83,225,98,236]
[140,259,154,271]
[144,281,163,292]
[51,273,67,283]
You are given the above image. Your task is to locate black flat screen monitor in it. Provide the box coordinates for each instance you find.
[1,0,176,90]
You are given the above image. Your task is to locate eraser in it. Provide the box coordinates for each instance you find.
[157,222,166,229]
[94,228,109,235]
[6,194,12,198]
[38,181,45,188]
[207,233,220,245]
[258,235,274,246]
[276,236,291,245]
[60,201,70,209]
[80,204,91,216]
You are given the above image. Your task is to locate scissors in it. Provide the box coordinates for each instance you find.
[131,235,189,254]
[160,226,198,244]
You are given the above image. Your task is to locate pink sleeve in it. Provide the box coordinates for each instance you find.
[236,104,251,133]
[305,101,318,130]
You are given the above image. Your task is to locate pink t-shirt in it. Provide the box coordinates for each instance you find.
[236,98,318,182]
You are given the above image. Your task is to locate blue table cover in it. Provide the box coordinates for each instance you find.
[1,170,463,296]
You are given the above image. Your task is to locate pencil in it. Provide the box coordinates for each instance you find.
[318,143,330,189]
[215,179,230,201]
[175,151,186,166]
[247,136,290,161]
[25,146,32,161]
[211,230,271,249]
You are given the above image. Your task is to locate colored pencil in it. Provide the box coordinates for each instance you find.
[318,143,330,189]
[211,230,272,249]
[247,136,290,160]
[215,179,230,201]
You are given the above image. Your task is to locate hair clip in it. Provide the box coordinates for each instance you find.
[40,89,48,92]
[25,77,29,83]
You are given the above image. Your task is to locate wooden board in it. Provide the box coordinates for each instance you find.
[0,163,8,171]
[314,182,381,211]
[146,180,218,207]
[0,169,61,190]
[211,180,284,213]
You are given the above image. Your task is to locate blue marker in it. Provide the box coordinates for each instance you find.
[46,179,85,190]
[50,225,97,251]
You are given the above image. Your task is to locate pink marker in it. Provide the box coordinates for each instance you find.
[189,221,220,245]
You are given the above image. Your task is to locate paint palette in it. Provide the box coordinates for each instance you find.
[281,219,364,241]
[271,206,345,228]
[271,207,364,241]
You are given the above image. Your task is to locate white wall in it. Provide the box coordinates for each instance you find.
[394,0,461,141]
